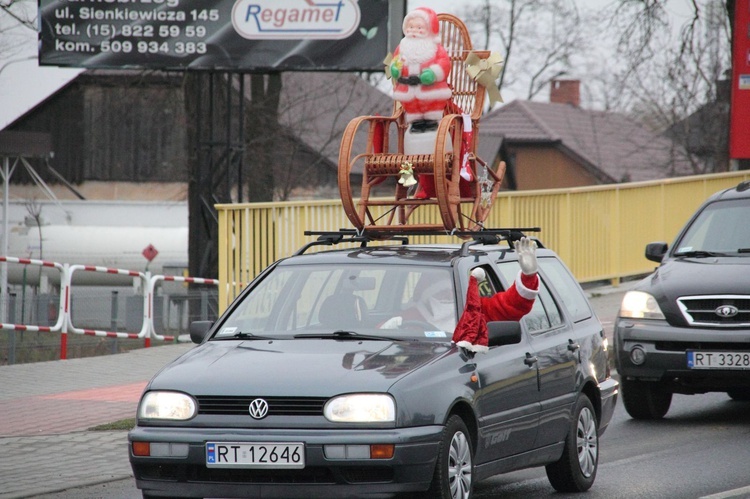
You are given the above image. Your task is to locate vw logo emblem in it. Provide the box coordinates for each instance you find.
[715,305,739,318]
[248,398,269,419]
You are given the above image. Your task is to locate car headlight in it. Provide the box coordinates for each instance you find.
[618,291,665,320]
[138,391,197,421]
[324,394,395,423]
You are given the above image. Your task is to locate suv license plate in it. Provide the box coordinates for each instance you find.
[687,351,750,370]
[206,442,305,468]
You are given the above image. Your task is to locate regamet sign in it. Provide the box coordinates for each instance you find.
[39,0,394,71]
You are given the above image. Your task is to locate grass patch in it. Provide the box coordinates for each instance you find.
[89,418,135,431]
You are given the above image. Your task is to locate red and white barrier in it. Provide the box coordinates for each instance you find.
[1,256,218,359]
[0,256,66,333]
[66,264,149,340]
[147,274,220,341]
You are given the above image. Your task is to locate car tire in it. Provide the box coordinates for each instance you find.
[545,395,598,493]
[621,379,672,419]
[727,388,750,401]
[421,414,474,499]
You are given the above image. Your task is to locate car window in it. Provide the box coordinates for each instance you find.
[675,198,750,253]
[538,257,592,323]
[494,261,561,333]
[215,264,456,338]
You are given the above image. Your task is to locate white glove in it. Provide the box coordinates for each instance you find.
[515,237,538,275]
[471,267,486,282]
[380,316,403,329]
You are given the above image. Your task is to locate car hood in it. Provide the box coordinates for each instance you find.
[146,339,451,397]
[639,256,750,323]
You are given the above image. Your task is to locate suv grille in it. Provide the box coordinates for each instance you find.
[197,396,327,416]
[677,295,750,327]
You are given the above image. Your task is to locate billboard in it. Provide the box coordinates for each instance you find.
[38,0,401,72]
[730,0,750,158]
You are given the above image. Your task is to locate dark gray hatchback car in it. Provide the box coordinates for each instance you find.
[614,180,750,419]
[129,230,618,499]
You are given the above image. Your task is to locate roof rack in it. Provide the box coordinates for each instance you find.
[296,228,542,256]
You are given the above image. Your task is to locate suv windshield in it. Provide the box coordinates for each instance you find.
[212,263,457,340]
[674,198,750,255]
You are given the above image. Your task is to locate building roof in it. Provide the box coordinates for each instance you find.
[279,72,394,169]
[479,100,693,183]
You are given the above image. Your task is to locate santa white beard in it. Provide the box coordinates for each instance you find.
[398,36,439,66]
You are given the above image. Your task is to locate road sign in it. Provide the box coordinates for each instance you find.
[142,244,158,262]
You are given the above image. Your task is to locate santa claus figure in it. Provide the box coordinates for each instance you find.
[390,7,452,131]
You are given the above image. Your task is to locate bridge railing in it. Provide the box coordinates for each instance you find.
[216,171,750,311]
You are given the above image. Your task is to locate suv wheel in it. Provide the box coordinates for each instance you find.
[422,415,473,499]
[621,379,672,419]
[545,395,598,492]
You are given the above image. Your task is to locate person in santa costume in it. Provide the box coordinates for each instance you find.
[453,237,540,352]
[380,238,539,352]
[389,7,452,131]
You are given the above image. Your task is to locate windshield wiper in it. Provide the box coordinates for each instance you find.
[213,331,277,341]
[673,250,729,258]
[293,331,411,342]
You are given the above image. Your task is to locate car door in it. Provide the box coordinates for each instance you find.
[468,264,541,464]
[495,258,579,449]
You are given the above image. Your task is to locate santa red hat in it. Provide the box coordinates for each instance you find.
[402,7,441,43]
[452,274,489,353]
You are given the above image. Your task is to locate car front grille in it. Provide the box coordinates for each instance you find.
[677,295,750,327]
[655,341,750,352]
[196,396,327,416]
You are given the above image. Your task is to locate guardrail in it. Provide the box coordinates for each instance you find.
[0,256,219,362]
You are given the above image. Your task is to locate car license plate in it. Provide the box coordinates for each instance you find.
[687,351,750,370]
[206,442,305,468]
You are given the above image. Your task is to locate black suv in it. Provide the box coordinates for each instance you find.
[129,229,618,499]
[615,180,750,420]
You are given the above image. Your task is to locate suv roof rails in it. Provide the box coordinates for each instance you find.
[296,228,542,256]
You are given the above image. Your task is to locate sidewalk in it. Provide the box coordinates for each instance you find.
[0,342,194,499]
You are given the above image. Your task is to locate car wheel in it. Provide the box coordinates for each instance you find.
[621,378,672,419]
[422,414,473,499]
[545,395,598,493]
[727,388,750,401]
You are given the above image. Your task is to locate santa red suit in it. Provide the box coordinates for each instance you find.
[390,7,452,124]
[480,271,539,322]
[453,244,540,353]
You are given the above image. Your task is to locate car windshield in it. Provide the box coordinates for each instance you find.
[674,198,750,256]
[212,263,457,341]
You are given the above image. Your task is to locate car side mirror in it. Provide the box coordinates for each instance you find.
[487,321,522,347]
[189,320,213,344]
[645,242,668,263]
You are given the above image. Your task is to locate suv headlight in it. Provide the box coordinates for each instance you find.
[324,394,395,423]
[138,391,197,420]
[618,291,665,320]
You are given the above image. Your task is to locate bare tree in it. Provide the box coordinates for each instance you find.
[0,0,36,60]
[460,0,588,101]
[607,0,732,173]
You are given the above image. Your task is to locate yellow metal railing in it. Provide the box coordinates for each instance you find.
[217,171,750,311]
